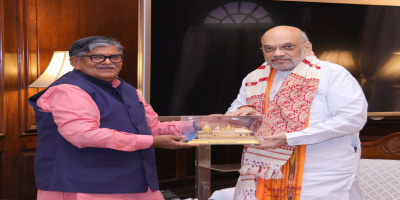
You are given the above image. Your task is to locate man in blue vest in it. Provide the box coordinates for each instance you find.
[29,36,197,200]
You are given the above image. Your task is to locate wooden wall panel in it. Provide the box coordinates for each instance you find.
[24,0,39,133]
[2,0,23,198]
[35,0,138,87]
[19,151,36,200]
[0,152,3,198]
[0,0,3,136]
[0,1,5,197]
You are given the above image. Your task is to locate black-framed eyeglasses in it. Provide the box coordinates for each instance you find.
[80,54,125,63]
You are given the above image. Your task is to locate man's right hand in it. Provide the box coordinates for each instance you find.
[225,106,261,116]
[151,135,198,149]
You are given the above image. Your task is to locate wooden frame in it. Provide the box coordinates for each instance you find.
[361,132,400,160]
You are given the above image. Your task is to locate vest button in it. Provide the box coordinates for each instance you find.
[142,157,147,161]
[127,105,131,109]
[133,122,138,126]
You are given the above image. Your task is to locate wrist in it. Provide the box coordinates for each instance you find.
[151,136,158,148]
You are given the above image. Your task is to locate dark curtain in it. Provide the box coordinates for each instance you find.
[169,25,269,115]
[359,6,400,112]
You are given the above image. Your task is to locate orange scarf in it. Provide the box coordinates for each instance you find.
[255,68,307,200]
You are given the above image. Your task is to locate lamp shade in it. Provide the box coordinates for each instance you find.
[319,50,358,74]
[372,52,400,82]
[29,51,74,87]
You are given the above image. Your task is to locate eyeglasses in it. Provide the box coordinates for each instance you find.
[260,43,301,53]
[80,54,125,63]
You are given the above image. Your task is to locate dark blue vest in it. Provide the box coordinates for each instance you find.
[28,70,159,193]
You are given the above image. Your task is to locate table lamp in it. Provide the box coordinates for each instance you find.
[29,51,74,87]
[319,50,358,74]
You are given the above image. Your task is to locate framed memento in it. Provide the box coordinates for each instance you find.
[181,115,266,145]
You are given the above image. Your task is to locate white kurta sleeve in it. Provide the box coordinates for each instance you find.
[226,74,250,113]
[286,62,368,146]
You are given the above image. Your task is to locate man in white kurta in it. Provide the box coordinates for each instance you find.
[226,26,367,200]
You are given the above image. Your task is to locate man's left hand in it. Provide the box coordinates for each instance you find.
[225,106,261,116]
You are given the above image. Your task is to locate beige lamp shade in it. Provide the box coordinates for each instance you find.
[319,50,358,74]
[29,51,74,87]
[372,52,400,82]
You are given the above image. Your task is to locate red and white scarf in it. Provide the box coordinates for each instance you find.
[235,55,321,199]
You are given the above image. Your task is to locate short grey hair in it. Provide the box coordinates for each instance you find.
[69,36,124,57]
[300,31,309,43]
[260,29,310,44]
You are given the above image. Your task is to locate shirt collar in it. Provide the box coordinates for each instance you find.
[111,78,121,88]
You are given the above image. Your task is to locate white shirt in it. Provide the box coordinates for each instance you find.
[227,61,368,200]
